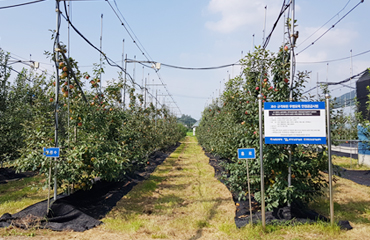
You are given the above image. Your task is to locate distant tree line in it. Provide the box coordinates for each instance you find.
[177,114,197,128]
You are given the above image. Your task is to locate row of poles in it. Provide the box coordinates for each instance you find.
[48,0,173,213]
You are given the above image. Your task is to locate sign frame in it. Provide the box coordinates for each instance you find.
[264,102,326,144]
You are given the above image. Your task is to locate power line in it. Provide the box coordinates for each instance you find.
[126,59,241,71]
[297,0,352,48]
[106,0,151,62]
[1,64,34,82]
[161,62,240,71]
[303,69,366,94]
[317,70,366,86]
[262,0,290,49]
[0,48,54,76]
[173,94,208,100]
[106,0,182,115]
[0,0,46,10]
[60,2,165,109]
[111,0,153,61]
[296,0,364,56]
[297,49,370,64]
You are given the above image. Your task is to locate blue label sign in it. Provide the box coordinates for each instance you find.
[238,148,256,159]
[43,147,60,157]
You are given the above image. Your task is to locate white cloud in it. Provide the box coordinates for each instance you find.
[298,26,359,50]
[296,51,328,63]
[205,0,281,33]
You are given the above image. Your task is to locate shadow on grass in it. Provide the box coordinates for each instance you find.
[189,198,228,240]
[310,198,370,224]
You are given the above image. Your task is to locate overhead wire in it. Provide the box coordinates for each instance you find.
[317,69,366,86]
[286,1,297,93]
[297,49,370,64]
[296,0,364,56]
[60,1,165,109]
[160,63,241,71]
[262,0,290,49]
[111,0,153,61]
[297,0,352,48]
[174,94,208,100]
[0,0,46,10]
[8,58,52,75]
[0,64,33,82]
[1,49,54,76]
[303,70,366,94]
[127,59,242,71]
[106,0,182,115]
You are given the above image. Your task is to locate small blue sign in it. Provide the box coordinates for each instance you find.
[238,148,256,159]
[43,147,60,158]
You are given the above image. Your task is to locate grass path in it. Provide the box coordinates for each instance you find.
[100,135,236,239]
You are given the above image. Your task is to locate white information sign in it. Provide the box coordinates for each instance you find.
[264,102,326,144]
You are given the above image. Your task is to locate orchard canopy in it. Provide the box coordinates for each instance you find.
[197,45,329,210]
[0,47,186,190]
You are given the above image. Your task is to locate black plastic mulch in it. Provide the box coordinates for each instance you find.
[0,168,36,184]
[331,149,370,186]
[0,143,180,232]
[206,151,353,230]
[335,167,370,186]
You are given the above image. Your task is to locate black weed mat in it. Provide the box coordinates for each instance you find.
[0,143,180,232]
[206,151,353,230]
[0,168,36,184]
[335,167,370,186]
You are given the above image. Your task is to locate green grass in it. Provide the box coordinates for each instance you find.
[103,215,145,232]
[333,155,370,170]
[0,175,49,215]
[151,233,168,239]
[186,131,194,136]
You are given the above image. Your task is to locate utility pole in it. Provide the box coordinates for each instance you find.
[262,6,267,44]
[145,73,149,108]
[54,0,61,202]
[288,0,296,208]
[100,14,103,91]
[317,73,319,101]
[350,49,353,168]
[155,89,157,127]
[147,83,166,108]
[142,66,144,96]
[121,39,124,108]
[133,55,136,83]
[252,34,255,52]
[124,54,127,108]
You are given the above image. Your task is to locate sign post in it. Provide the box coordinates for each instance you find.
[258,94,265,229]
[326,94,334,226]
[43,147,60,215]
[237,148,256,226]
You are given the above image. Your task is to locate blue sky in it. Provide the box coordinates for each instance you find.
[1,0,369,120]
